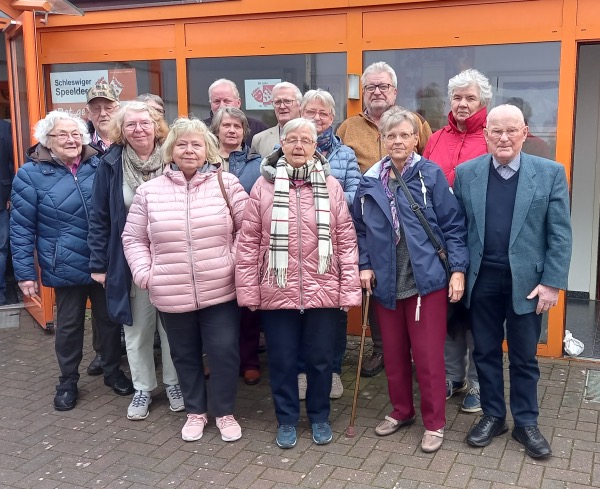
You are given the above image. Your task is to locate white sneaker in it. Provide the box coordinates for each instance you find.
[330,373,343,399]
[298,373,307,401]
[165,384,185,412]
[127,390,152,420]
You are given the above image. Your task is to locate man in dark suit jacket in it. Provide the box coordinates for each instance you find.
[0,119,14,306]
[454,104,572,459]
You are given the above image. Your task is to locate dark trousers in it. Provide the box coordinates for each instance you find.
[54,283,122,392]
[470,265,542,427]
[161,300,240,416]
[374,289,447,431]
[239,307,260,372]
[262,308,337,426]
[299,309,347,374]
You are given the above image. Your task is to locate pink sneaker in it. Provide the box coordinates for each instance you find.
[216,415,242,442]
[181,413,208,442]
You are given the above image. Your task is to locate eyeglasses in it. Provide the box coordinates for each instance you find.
[283,138,315,147]
[384,132,414,142]
[487,128,523,139]
[124,121,154,131]
[273,99,296,108]
[88,104,118,115]
[303,109,332,119]
[47,132,82,142]
[363,83,393,93]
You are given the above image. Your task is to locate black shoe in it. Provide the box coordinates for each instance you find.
[104,370,134,396]
[86,354,103,376]
[466,414,508,447]
[54,389,77,411]
[512,426,552,458]
[360,351,384,377]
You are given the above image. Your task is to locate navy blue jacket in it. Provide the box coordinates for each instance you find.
[352,155,468,309]
[88,144,133,325]
[10,144,99,287]
[228,143,262,194]
[0,120,14,209]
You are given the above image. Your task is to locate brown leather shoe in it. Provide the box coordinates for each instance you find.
[360,351,384,377]
[243,369,261,385]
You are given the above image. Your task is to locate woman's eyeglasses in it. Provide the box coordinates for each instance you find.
[47,132,82,142]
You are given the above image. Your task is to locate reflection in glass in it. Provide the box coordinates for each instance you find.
[364,42,560,159]
[11,31,30,160]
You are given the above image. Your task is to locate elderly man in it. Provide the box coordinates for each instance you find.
[454,104,572,459]
[251,82,302,157]
[86,82,119,155]
[203,78,267,146]
[337,61,432,377]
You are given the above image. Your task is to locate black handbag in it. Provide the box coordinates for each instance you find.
[389,163,451,282]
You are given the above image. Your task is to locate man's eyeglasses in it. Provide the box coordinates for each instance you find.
[124,121,154,131]
[273,99,296,108]
[283,138,315,147]
[384,132,414,142]
[487,128,523,139]
[47,132,82,142]
[88,105,119,115]
[363,83,393,93]
[303,109,332,119]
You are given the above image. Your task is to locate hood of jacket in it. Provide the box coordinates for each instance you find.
[260,148,332,182]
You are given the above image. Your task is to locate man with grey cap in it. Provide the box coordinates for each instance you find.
[86,81,119,155]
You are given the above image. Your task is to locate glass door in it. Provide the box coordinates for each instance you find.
[5,11,55,330]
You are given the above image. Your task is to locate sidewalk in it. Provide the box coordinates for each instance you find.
[0,309,599,489]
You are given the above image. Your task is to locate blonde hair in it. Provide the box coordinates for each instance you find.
[108,101,168,146]
[162,117,222,165]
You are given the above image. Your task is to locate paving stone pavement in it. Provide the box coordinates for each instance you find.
[1,309,600,488]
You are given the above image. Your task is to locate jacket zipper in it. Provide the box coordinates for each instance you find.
[186,181,200,310]
[72,167,90,223]
[296,186,305,313]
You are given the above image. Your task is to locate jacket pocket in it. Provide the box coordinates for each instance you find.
[536,260,544,273]
[531,197,548,208]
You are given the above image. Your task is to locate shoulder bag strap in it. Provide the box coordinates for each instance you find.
[217,169,237,234]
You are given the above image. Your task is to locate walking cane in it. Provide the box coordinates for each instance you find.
[345,292,370,438]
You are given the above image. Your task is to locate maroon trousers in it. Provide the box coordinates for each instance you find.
[374,288,447,431]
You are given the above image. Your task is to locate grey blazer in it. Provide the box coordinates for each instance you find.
[454,152,572,315]
[251,125,280,158]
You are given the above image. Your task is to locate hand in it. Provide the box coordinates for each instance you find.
[18,280,39,300]
[448,272,465,303]
[91,272,107,287]
[360,269,375,295]
[527,284,559,315]
[248,306,258,312]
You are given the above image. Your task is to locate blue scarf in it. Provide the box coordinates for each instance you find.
[317,127,334,155]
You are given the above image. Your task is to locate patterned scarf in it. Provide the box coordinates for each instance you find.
[122,143,164,192]
[379,154,414,245]
[316,126,334,155]
[268,155,332,288]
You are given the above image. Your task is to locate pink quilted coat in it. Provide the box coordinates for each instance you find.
[122,165,248,313]
[235,152,361,311]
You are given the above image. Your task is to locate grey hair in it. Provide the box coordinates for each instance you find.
[487,104,525,126]
[447,68,493,106]
[272,82,302,103]
[361,61,398,88]
[162,117,221,164]
[300,89,336,117]
[210,106,250,141]
[136,93,165,110]
[208,78,240,101]
[379,106,418,136]
[280,118,317,142]
[34,110,90,147]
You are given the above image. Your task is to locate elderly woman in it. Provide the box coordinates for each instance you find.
[299,88,361,400]
[423,69,492,413]
[236,118,361,449]
[10,111,133,411]
[122,117,248,443]
[353,107,468,453]
[210,107,263,385]
[88,101,182,421]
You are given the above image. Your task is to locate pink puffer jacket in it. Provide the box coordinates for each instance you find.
[235,152,361,311]
[122,165,248,313]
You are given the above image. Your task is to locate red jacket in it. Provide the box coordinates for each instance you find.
[423,107,488,186]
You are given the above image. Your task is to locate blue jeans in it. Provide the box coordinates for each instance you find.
[0,208,9,304]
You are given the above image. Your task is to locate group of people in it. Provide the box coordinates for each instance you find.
[8,61,572,459]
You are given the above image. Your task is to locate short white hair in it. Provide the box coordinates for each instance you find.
[208,78,240,101]
[362,61,398,88]
[301,89,336,117]
[448,68,493,106]
[34,110,90,147]
[280,118,317,142]
[272,82,302,103]
[487,104,525,126]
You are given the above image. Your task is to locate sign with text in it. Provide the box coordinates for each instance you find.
[244,79,281,111]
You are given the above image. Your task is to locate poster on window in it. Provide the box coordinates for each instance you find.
[244,79,281,110]
[49,69,138,119]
